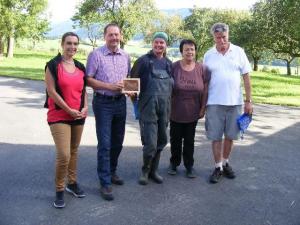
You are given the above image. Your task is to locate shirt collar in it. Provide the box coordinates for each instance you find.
[213,42,232,54]
[103,45,122,56]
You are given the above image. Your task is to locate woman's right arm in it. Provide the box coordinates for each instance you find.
[45,67,82,119]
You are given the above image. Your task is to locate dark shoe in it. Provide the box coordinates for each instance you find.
[53,191,65,208]
[66,182,86,198]
[139,156,152,185]
[209,167,222,184]
[186,168,197,178]
[100,186,114,201]
[149,152,163,184]
[111,174,124,185]
[139,170,149,185]
[149,172,163,184]
[223,163,236,179]
[167,164,177,175]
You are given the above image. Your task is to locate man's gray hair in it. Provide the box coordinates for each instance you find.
[210,23,229,35]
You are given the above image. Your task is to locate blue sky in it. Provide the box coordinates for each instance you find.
[47,0,258,23]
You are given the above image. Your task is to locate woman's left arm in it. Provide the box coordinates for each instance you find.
[199,83,208,118]
[199,66,210,118]
[81,91,88,118]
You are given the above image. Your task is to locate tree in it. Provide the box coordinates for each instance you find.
[75,0,158,49]
[233,15,267,71]
[184,8,214,60]
[72,9,104,49]
[184,8,249,60]
[253,0,300,75]
[0,0,49,57]
[143,13,191,46]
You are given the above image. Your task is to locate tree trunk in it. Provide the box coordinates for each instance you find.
[120,41,125,49]
[0,35,4,56]
[253,58,259,71]
[7,36,14,58]
[287,60,291,76]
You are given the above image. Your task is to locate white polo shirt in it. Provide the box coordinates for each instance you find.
[203,43,251,106]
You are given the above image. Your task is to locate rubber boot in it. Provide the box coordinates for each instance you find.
[149,152,163,184]
[138,156,152,185]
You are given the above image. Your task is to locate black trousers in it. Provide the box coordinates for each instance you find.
[169,120,198,169]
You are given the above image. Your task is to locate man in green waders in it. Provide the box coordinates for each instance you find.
[130,32,173,185]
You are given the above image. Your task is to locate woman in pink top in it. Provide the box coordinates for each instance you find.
[45,32,88,208]
[168,39,210,178]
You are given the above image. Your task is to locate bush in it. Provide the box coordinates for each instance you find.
[261,66,270,72]
[270,68,280,74]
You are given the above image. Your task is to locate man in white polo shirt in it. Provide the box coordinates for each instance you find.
[203,22,253,183]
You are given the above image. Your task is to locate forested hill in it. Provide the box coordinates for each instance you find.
[46,8,191,38]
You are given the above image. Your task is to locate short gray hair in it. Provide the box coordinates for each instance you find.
[210,23,229,35]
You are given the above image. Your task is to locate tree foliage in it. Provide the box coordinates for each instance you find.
[75,0,158,49]
[184,8,249,60]
[143,13,191,46]
[72,10,104,49]
[253,0,300,75]
[0,0,49,57]
[233,14,267,71]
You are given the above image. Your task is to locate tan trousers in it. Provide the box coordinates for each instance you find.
[50,123,84,192]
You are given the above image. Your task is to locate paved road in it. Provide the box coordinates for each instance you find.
[0,76,300,225]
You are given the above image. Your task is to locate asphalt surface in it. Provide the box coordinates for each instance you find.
[0,76,300,225]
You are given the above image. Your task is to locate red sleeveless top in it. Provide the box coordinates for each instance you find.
[47,63,85,123]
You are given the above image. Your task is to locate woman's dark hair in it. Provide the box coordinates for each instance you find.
[179,39,197,53]
[61,32,79,45]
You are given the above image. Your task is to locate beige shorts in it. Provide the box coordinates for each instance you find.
[205,105,242,141]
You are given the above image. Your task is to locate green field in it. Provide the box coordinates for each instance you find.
[1,40,300,107]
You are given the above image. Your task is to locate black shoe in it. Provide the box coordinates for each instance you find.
[139,171,149,185]
[167,164,177,175]
[149,172,163,184]
[66,182,86,198]
[53,191,65,208]
[100,186,114,201]
[223,163,236,179]
[209,167,222,184]
[111,174,124,185]
[186,168,197,178]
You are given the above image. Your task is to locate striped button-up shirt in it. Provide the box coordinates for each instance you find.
[86,45,131,96]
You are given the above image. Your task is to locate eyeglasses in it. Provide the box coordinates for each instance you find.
[66,41,79,46]
[213,26,228,33]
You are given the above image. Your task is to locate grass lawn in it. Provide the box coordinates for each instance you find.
[0,49,87,80]
[1,48,300,107]
[250,72,300,106]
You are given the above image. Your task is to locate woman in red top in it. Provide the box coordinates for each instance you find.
[45,32,88,208]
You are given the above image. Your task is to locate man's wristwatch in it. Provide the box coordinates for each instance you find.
[244,99,252,103]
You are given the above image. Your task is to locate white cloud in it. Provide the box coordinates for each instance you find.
[155,0,200,9]
[198,0,258,10]
[46,0,258,23]
[46,0,82,23]
[156,0,257,10]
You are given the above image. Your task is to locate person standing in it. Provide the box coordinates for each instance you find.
[168,39,210,178]
[203,23,253,183]
[45,32,88,208]
[131,32,173,185]
[86,23,131,200]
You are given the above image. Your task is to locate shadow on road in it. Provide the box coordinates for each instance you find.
[1,122,300,225]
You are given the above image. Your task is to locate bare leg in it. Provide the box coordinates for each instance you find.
[223,138,233,160]
[212,140,222,163]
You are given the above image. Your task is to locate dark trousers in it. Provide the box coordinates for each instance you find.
[170,120,198,169]
[92,94,126,187]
